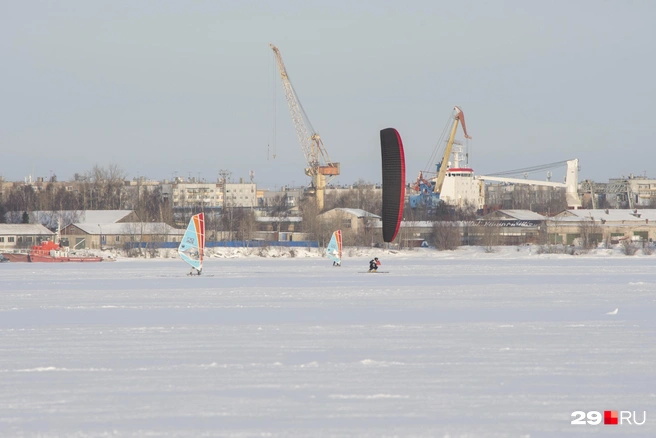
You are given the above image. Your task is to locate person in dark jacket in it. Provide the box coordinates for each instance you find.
[368,257,380,272]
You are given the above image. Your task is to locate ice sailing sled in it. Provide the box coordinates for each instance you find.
[326,230,342,266]
[178,212,205,275]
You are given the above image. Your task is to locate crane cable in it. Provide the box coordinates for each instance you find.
[273,52,326,165]
[287,78,316,136]
[486,160,570,177]
[270,50,277,159]
[422,110,453,174]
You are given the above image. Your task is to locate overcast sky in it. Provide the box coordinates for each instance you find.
[2,1,654,189]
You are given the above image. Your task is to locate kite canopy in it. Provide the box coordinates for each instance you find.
[380,128,406,243]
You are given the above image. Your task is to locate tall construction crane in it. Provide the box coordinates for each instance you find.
[270,44,339,211]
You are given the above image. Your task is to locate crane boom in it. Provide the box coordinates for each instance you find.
[433,106,471,194]
[478,159,582,209]
[270,44,339,210]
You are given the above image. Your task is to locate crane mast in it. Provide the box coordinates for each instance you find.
[433,106,471,194]
[270,44,339,211]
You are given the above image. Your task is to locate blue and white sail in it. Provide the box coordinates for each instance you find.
[326,230,342,265]
[178,213,205,273]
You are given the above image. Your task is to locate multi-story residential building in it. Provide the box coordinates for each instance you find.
[225,180,257,208]
[160,178,256,210]
[160,178,223,210]
[257,187,302,211]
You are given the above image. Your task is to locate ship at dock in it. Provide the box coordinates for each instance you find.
[408,106,581,212]
[2,224,103,263]
[409,106,483,210]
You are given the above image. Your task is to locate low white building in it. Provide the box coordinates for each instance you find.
[61,223,185,250]
[0,224,55,251]
[548,208,656,245]
[5,210,139,228]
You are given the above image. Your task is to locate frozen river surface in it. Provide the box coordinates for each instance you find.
[1,250,655,437]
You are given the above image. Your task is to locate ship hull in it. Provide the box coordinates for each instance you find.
[1,252,102,262]
[29,254,103,263]
[1,253,30,262]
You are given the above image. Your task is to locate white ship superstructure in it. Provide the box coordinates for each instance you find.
[437,144,484,209]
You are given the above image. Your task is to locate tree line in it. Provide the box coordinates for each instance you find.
[0,165,171,225]
[1,168,486,246]
[2,167,577,249]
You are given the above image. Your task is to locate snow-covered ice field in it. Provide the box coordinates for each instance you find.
[1,247,655,437]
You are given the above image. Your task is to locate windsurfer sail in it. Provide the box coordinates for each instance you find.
[326,230,342,266]
[178,212,205,275]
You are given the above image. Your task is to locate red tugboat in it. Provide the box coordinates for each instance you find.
[2,220,104,263]
[28,239,103,262]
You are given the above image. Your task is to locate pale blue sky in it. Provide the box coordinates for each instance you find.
[2,1,654,188]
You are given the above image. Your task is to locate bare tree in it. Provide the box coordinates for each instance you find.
[221,203,236,241]
[269,195,290,234]
[430,221,460,250]
[352,215,377,247]
[54,186,82,211]
[322,211,347,247]
[479,223,502,252]
[37,183,57,211]
[299,197,330,244]
[236,209,257,241]
[131,186,172,224]
[620,239,639,256]
[454,201,478,220]
[4,185,37,219]
[324,180,382,216]
[145,222,170,258]
[82,164,127,210]
[578,219,603,250]
[122,222,144,257]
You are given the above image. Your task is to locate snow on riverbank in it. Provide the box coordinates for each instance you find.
[97,243,656,262]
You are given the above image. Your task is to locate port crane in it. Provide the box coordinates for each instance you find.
[478,159,582,209]
[410,106,472,208]
[270,44,339,211]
